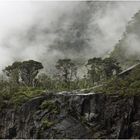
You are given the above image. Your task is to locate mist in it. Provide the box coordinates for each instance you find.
[0,1,140,73]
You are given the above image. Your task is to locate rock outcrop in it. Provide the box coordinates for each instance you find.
[0,91,140,139]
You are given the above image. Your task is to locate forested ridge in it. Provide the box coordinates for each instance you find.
[0,57,121,107]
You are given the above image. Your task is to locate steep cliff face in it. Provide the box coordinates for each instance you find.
[0,91,140,139]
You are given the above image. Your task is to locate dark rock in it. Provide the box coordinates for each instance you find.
[0,92,140,138]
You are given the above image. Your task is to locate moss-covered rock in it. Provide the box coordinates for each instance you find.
[41,117,54,130]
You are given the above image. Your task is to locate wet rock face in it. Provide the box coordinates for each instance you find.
[0,92,140,139]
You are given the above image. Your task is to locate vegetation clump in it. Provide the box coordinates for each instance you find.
[41,117,54,130]
[40,100,60,114]
[95,65,140,96]
[1,56,139,109]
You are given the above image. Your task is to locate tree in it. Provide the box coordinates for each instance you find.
[4,60,43,87]
[103,58,121,79]
[3,61,21,84]
[86,57,103,85]
[38,73,55,90]
[20,60,43,87]
[55,59,77,89]
[86,57,121,85]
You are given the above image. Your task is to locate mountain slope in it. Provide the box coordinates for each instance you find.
[111,10,140,69]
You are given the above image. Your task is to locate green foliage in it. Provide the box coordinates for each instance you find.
[103,57,121,77]
[87,57,121,86]
[0,81,44,108]
[42,117,54,130]
[2,57,121,95]
[3,61,21,84]
[55,59,77,90]
[40,100,60,114]
[20,60,43,86]
[40,100,54,110]
[11,94,29,106]
[3,60,43,87]
[1,57,135,110]
[10,87,44,106]
[96,64,140,96]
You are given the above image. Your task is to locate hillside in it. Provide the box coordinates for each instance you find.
[1,2,140,139]
[0,64,140,139]
[111,10,140,69]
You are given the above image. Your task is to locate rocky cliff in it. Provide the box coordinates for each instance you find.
[0,91,140,139]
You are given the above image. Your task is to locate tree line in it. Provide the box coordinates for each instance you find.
[2,57,121,91]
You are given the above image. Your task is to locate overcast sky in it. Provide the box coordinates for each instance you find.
[0,1,140,71]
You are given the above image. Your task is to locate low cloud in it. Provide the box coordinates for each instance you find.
[0,1,140,72]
